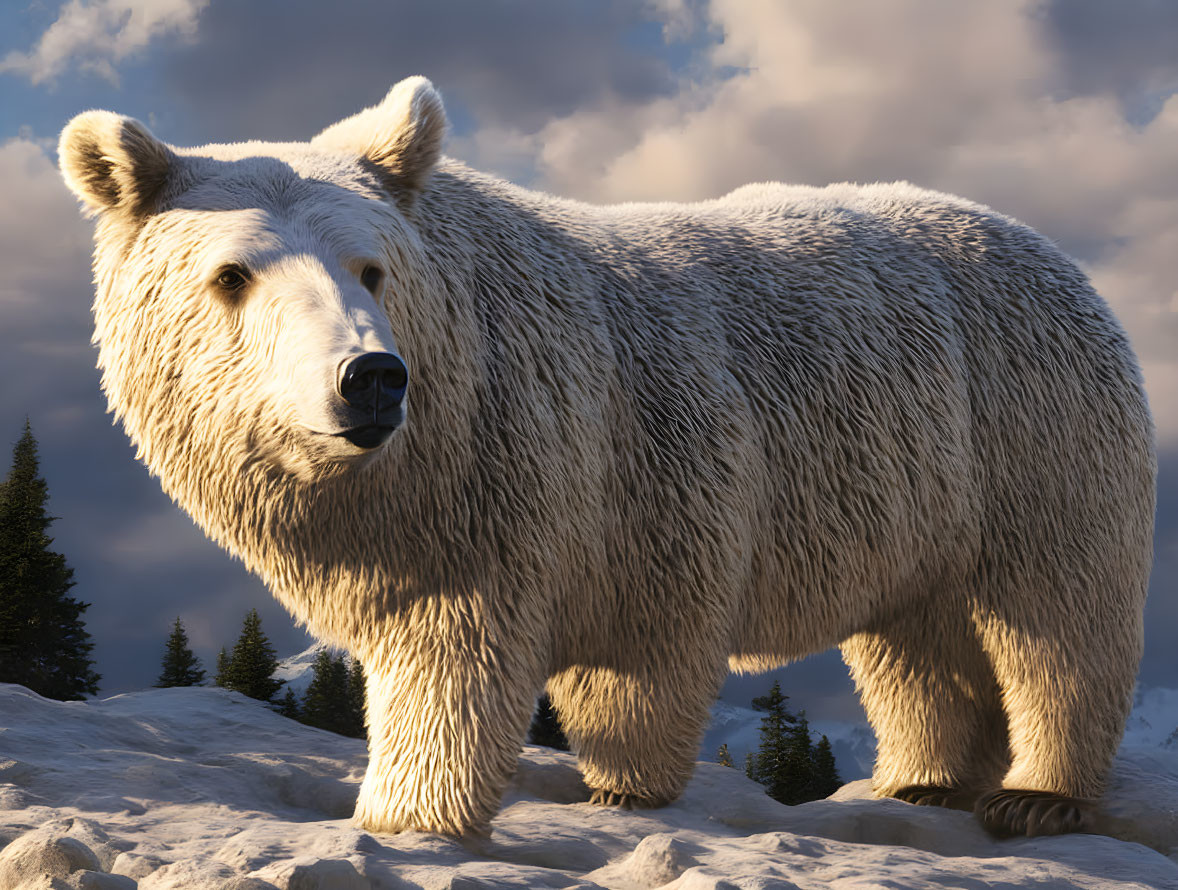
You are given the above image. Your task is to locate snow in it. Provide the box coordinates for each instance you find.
[1124,687,1178,749]
[1,684,1177,888]
[273,644,345,699]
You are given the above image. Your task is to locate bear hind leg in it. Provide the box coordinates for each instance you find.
[974,595,1141,838]
[547,662,722,809]
[842,600,1008,811]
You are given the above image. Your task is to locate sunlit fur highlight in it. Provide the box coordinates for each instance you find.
[59,77,1155,838]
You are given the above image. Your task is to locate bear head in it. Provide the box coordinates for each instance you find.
[57,77,448,503]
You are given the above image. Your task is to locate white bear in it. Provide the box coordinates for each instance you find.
[58,77,1155,838]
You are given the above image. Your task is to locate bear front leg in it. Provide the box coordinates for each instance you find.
[353,609,542,836]
[547,663,722,809]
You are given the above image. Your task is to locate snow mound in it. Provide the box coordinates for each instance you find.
[0,683,1176,889]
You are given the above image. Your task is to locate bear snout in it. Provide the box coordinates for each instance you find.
[334,352,408,449]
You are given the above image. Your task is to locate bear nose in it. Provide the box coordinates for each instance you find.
[338,352,408,413]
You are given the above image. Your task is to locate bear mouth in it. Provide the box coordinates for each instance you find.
[335,417,402,450]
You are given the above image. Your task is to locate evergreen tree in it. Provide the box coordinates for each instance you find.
[527,693,569,750]
[747,680,795,795]
[214,647,230,686]
[301,649,352,735]
[746,682,842,805]
[751,683,789,713]
[276,686,301,720]
[155,617,205,687]
[811,734,842,798]
[748,681,829,806]
[716,743,735,768]
[218,609,283,702]
[0,422,99,699]
[778,709,815,805]
[346,657,367,739]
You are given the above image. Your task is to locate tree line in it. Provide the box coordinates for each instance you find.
[0,421,367,738]
[721,679,842,805]
[159,609,367,739]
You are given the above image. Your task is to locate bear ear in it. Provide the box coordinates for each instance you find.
[58,111,173,218]
[312,76,447,205]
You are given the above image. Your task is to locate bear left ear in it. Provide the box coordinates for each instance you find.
[312,76,447,205]
[58,111,173,218]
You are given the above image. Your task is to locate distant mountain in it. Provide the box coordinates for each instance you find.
[1123,686,1178,749]
[273,643,345,698]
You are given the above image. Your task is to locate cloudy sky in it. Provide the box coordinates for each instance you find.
[0,0,1176,718]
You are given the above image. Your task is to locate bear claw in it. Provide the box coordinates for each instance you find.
[975,788,1094,837]
[891,784,977,811]
[588,789,670,810]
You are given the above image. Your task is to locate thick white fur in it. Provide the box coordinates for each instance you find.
[58,78,1155,836]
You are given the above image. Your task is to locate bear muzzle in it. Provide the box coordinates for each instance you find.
[335,351,408,449]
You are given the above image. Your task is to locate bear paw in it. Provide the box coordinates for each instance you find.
[890,784,977,811]
[588,788,671,810]
[975,788,1094,838]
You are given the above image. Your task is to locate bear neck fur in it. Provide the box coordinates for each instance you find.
[96,160,601,660]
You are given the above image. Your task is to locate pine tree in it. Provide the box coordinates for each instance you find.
[0,422,99,699]
[716,743,735,767]
[746,682,841,805]
[218,609,283,702]
[155,617,205,687]
[276,686,301,720]
[778,709,815,805]
[811,734,842,798]
[748,681,832,806]
[301,649,352,734]
[346,657,366,739]
[527,693,569,750]
[747,680,796,795]
[214,647,230,686]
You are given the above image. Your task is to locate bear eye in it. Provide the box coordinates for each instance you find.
[360,265,384,294]
[214,264,250,293]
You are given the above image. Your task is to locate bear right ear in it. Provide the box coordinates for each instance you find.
[312,76,447,206]
[58,111,173,218]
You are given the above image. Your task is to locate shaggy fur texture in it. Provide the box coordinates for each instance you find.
[58,77,1155,838]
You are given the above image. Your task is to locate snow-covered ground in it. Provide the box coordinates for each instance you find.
[1,684,1177,889]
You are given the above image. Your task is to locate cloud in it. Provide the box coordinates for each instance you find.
[1041,0,1178,122]
[451,0,1178,448]
[0,0,208,86]
[0,136,93,393]
[140,0,685,145]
